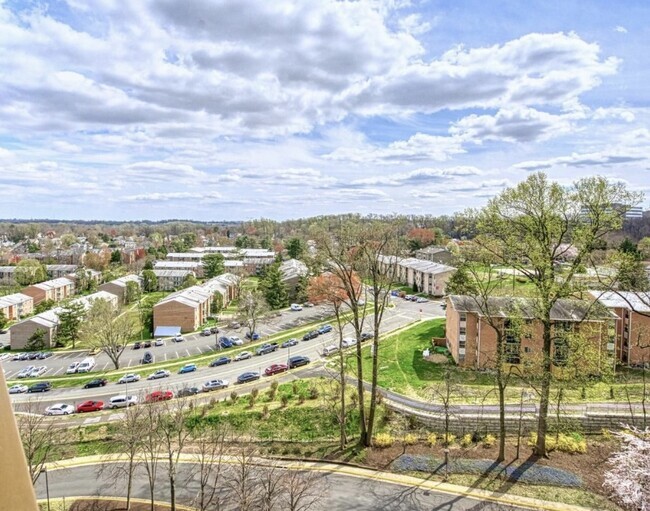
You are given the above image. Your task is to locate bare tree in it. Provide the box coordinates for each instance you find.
[258,461,285,511]
[16,399,62,484]
[189,423,229,511]
[80,298,139,369]
[140,399,162,511]
[281,469,328,511]
[157,396,194,511]
[238,290,270,340]
[227,443,261,511]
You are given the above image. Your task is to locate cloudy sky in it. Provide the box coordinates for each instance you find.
[1,0,649,221]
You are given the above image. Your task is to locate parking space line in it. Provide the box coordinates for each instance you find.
[185,349,191,357]
[175,351,179,359]
[52,368,63,376]
[163,353,168,361]
[101,362,110,371]
[127,359,132,367]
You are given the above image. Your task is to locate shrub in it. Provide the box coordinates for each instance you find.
[601,428,612,441]
[442,433,456,446]
[292,381,299,395]
[298,394,306,405]
[427,433,437,447]
[309,387,319,400]
[482,434,497,448]
[373,433,394,448]
[528,433,587,454]
[262,405,270,420]
[281,395,289,408]
[460,434,473,448]
[247,394,256,409]
[403,433,418,446]
[230,391,238,404]
[251,388,259,400]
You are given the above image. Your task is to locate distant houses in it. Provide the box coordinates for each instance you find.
[152,269,195,291]
[279,259,309,298]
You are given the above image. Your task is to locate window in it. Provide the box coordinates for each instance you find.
[504,319,521,364]
[553,339,569,366]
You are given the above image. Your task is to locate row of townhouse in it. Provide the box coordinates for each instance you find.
[98,274,142,304]
[152,269,195,291]
[377,255,456,297]
[153,273,239,333]
[0,293,34,321]
[279,258,309,299]
[445,295,616,370]
[9,290,120,350]
[0,264,78,285]
[22,277,75,305]
[162,248,277,275]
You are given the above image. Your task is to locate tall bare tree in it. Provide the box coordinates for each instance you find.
[140,399,162,511]
[227,444,261,511]
[189,423,229,511]
[281,469,328,511]
[237,290,270,340]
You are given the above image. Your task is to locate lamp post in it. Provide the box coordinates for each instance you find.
[40,467,50,511]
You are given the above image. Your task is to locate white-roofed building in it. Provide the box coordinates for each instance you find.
[0,293,33,321]
[152,269,195,291]
[22,277,75,305]
[154,260,204,278]
[99,274,142,304]
[279,259,309,299]
[377,255,456,296]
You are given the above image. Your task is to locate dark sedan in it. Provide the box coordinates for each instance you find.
[288,355,311,369]
[237,372,261,384]
[302,331,319,341]
[28,382,52,393]
[83,378,108,389]
[209,356,232,367]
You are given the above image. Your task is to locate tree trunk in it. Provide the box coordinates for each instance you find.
[535,319,553,457]
[170,473,176,511]
[497,379,506,462]
[365,336,380,446]
[126,467,133,510]
[355,342,367,445]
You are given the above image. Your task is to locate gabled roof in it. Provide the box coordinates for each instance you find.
[588,290,650,313]
[31,277,75,291]
[448,295,617,321]
[377,254,456,275]
[155,285,212,309]
[106,274,142,288]
[280,259,309,280]
[0,293,32,308]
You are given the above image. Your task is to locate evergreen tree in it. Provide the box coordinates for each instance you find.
[141,269,158,293]
[260,264,289,309]
[57,301,86,348]
[294,274,310,303]
[0,310,7,331]
[110,249,122,264]
[286,238,305,259]
[203,253,225,278]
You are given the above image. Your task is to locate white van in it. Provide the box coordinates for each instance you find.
[322,345,340,357]
[76,357,96,373]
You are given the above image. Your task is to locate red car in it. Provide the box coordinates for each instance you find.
[264,363,289,376]
[145,390,174,403]
[76,400,104,413]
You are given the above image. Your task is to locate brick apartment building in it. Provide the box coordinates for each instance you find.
[0,293,33,321]
[21,277,75,305]
[153,286,213,333]
[377,255,456,296]
[589,290,650,366]
[99,274,142,304]
[445,295,616,369]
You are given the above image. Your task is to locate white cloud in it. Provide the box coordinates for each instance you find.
[514,151,647,171]
[614,26,628,34]
[344,166,481,187]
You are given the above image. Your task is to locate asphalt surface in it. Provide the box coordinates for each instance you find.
[35,462,531,510]
[8,298,445,418]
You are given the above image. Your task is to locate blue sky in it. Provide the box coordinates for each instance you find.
[0,0,648,221]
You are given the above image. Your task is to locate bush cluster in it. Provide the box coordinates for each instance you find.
[527,433,587,454]
[482,434,497,448]
[373,433,395,448]
[403,433,418,445]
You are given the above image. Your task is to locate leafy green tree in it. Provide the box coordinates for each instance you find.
[141,269,158,293]
[637,237,650,260]
[56,300,86,348]
[619,238,640,260]
[260,264,289,309]
[180,274,198,289]
[125,280,141,304]
[614,252,650,291]
[110,249,122,264]
[143,258,154,270]
[286,238,305,260]
[14,260,47,286]
[203,253,225,278]
[211,292,224,315]
[0,310,7,331]
[235,235,257,248]
[25,328,47,351]
[294,274,310,303]
[474,172,641,457]
[34,299,56,314]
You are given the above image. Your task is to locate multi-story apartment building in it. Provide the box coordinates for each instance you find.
[153,286,213,333]
[152,269,195,291]
[21,277,75,305]
[0,293,33,321]
[98,274,142,304]
[377,255,456,296]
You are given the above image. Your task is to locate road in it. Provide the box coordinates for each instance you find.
[8,298,445,417]
[35,460,532,511]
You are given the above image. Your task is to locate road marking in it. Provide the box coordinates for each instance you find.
[185,349,191,357]
[108,413,125,421]
[52,368,63,376]
[127,359,132,367]
[163,353,168,361]
[175,351,179,359]
[83,417,101,425]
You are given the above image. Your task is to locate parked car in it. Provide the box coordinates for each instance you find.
[178,363,197,374]
[360,332,373,342]
[145,390,174,402]
[218,337,233,349]
[141,351,154,364]
[228,321,241,329]
[30,366,47,377]
[288,355,311,369]
[17,366,35,378]
[18,352,30,361]
[133,341,142,350]
[66,362,80,374]
[76,400,104,413]
[210,326,220,334]
[44,403,74,416]
[118,373,141,384]
[281,338,298,348]
[172,335,185,343]
[416,297,429,303]
[229,336,244,346]
[302,331,319,341]
[290,303,303,311]
[318,324,333,334]
[209,356,232,367]
[237,372,260,384]
[108,395,138,409]
[322,345,339,357]
[264,363,288,376]
[202,379,229,392]
[154,338,165,347]
[256,343,279,356]
[341,337,357,348]
[176,386,200,398]
[201,329,212,336]
[234,351,253,361]
[245,331,260,341]
[28,382,52,393]
[8,384,28,394]
[38,352,53,359]
[143,341,152,348]
[147,369,171,380]
[303,302,314,307]
[28,352,40,360]
[83,378,108,389]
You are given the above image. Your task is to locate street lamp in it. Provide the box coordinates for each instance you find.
[40,467,50,511]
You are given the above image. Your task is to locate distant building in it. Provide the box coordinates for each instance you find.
[154,260,204,278]
[153,286,213,333]
[414,246,455,265]
[45,264,78,279]
[99,274,142,304]
[0,293,33,321]
[279,259,309,298]
[152,269,195,291]
[377,255,455,296]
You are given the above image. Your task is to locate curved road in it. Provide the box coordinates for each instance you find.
[35,460,532,511]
